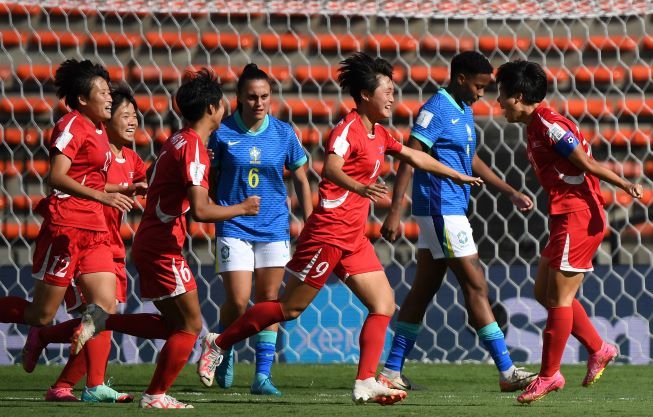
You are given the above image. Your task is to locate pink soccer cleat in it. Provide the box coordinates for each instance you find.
[197,333,223,387]
[517,371,565,404]
[140,393,193,409]
[45,386,78,402]
[22,327,45,373]
[583,342,618,387]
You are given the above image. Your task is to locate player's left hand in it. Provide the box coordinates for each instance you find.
[625,183,643,199]
[510,192,534,212]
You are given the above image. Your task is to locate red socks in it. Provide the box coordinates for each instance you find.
[571,299,603,354]
[106,313,171,339]
[216,301,285,349]
[53,348,87,389]
[84,331,112,387]
[0,297,28,323]
[356,313,391,380]
[540,306,573,377]
[145,330,197,395]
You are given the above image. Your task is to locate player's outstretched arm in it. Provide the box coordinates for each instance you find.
[188,185,260,222]
[395,146,484,187]
[567,147,643,199]
[323,153,389,202]
[472,154,533,211]
[290,165,313,221]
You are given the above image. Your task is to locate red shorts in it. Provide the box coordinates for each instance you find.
[32,222,113,287]
[133,247,197,301]
[543,208,606,272]
[285,236,383,289]
[64,259,128,312]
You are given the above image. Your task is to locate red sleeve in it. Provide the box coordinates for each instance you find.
[182,136,210,189]
[130,150,147,183]
[327,119,357,160]
[50,115,87,161]
[384,130,403,154]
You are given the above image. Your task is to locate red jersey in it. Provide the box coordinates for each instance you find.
[302,111,402,251]
[41,110,113,231]
[133,127,210,255]
[526,105,604,215]
[104,147,147,259]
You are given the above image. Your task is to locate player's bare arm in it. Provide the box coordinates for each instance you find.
[323,152,389,202]
[291,165,313,220]
[471,154,533,211]
[567,146,643,199]
[188,185,260,222]
[395,146,484,187]
[49,153,133,211]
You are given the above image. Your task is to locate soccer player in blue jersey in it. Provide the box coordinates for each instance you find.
[202,64,313,396]
[378,51,537,392]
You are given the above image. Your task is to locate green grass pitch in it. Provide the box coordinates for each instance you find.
[0,363,651,416]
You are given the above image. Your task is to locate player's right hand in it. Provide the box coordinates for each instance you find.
[99,192,134,211]
[241,195,261,215]
[381,210,401,242]
[357,182,389,202]
[453,173,484,187]
[625,183,643,199]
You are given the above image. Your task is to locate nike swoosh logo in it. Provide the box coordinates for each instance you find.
[451,118,460,124]
[227,140,240,146]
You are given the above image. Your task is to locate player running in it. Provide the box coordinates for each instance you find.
[197,52,483,405]
[206,63,312,396]
[495,60,642,404]
[378,51,536,393]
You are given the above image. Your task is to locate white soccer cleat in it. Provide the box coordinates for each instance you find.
[377,372,414,391]
[352,377,407,405]
[197,332,223,387]
[70,304,108,356]
[139,392,193,409]
[500,367,537,392]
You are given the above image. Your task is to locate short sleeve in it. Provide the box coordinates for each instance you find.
[384,132,403,154]
[285,127,308,170]
[51,116,87,161]
[542,116,580,158]
[410,99,444,149]
[327,119,357,160]
[132,153,148,183]
[183,137,210,189]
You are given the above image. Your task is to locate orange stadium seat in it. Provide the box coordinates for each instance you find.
[601,161,642,178]
[472,100,502,117]
[573,66,626,84]
[15,64,55,82]
[617,98,653,117]
[394,99,422,119]
[294,65,338,84]
[259,33,308,51]
[407,66,449,84]
[630,65,653,83]
[119,223,138,240]
[205,65,239,84]
[0,128,40,146]
[641,35,653,51]
[134,95,170,113]
[560,98,612,118]
[646,160,653,177]
[0,3,40,16]
[0,96,56,115]
[47,6,97,17]
[30,31,88,48]
[154,127,172,144]
[534,36,583,52]
[309,33,362,53]
[366,34,418,52]
[0,65,11,81]
[600,128,651,146]
[145,32,199,49]
[421,35,474,52]
[131,66,182,83]
[9,194,43,210]
[385,126,413,142]
[90,32,143,49]
[544,67,571,84]
[478,36,530,52]
[280,98,335,118]
[134,128,153,146]
[586,35,638,52]
[1,30,28,47]
[200,33,254,50]
[188,222,215,239]
[1,223,40,240]
[294,126,322,145]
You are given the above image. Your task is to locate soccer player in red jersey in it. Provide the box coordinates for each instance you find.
[0,59,135,401]
[495,60,643,404]
[30,85,147,402]
[70,69,260,409]
[197,52,483,405]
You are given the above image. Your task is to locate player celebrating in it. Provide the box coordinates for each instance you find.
[26,86,147,402]
[197,52,483,405]
[378,51,536,392]
[495,60,642,404]
[206,64,312,395]
[70,69,261,409]
[0,59,134,402]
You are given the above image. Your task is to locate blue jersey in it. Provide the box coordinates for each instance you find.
[209,112,308,241]
[410,89,476,215]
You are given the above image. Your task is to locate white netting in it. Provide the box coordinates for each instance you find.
[0,1,651,366]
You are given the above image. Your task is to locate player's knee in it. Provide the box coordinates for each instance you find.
[281,305,304,321]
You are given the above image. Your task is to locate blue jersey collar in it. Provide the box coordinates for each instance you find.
[234,111,269,136]
[439,89,465,114]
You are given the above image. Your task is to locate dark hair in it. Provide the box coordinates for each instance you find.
[450,51,493,79]
[338,52,393,104]
[110,83,137,118]
[54,59,110,110]
[236,63,271,111]
[176,68,223,122]
[495,60,548,105]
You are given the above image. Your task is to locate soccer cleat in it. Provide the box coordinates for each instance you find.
[250,373,282,396]
[197,332,223,387]
[70,304,108,356]
[583,342,618,387]
[499,367,537,392]
[216,348,234,389]
[517,371,565,404]
[377,372,414,391]
[352,377,408,405]
[140,393,194,409]
[81,383,134,403]
[22,327,45,373]
[45,386,78,402]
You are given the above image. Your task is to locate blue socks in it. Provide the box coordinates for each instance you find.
[255,330,277,377]
[384,321,421,372]
[478,322,513,372]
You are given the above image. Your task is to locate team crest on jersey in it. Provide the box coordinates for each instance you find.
[457,231,469,245]
[221,246,230,262]
[249,146,261,164]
